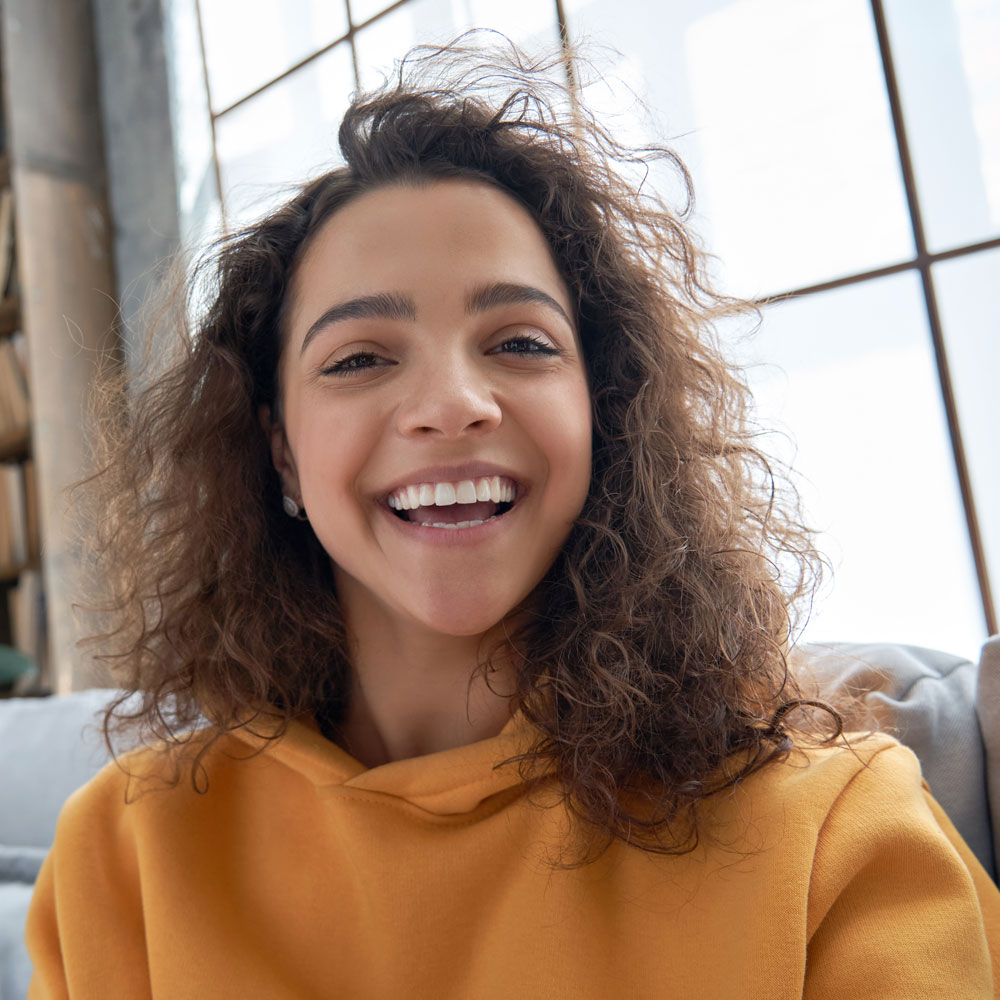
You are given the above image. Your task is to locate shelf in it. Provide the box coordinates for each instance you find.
[0,425,29,461]
[0,296,18,337]
[0,558,36,584]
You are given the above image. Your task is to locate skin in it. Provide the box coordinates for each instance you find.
[264,179,592,766]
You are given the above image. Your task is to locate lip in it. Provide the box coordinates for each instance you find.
[377,461,527,504]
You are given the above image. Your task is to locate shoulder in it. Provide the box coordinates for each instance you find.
[738,732,998,929]
[702,732,966,889]
[779,730,923,807]
[791,739,1000,993]
[54,726,254,842]
[52,715,338,847]
[713,731,922,831]
[722,733,999,992]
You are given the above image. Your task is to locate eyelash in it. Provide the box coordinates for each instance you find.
[320,334,561,376]
[321,352,386,376]
[494,334,561,357]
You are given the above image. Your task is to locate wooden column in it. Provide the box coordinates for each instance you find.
[1,0,119,691]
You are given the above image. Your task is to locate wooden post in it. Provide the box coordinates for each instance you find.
[1,0,119,691]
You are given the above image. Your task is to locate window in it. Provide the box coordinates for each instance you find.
[163,0,1000,658]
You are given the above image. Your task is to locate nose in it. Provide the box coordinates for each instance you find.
[396,355,502,438]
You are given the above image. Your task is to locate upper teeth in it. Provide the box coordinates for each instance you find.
[387,476,516,510]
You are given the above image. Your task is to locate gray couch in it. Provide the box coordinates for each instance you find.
[0,688,130,999]
[1,639,998,999]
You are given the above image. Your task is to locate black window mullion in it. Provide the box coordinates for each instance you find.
[193,0,228,232]
[870,0,996,635]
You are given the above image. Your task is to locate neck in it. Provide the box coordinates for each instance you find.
[335,609,518,768]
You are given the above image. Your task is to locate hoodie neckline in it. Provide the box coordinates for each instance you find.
[231,710,539,816]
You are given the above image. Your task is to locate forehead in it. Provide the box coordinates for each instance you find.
[287,179,570,338]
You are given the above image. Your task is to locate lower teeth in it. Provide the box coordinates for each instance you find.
[420,517,490,530]
[417,515,507,530]
[395,499,515,529]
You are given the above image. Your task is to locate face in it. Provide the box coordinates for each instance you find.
[270,179,592,640]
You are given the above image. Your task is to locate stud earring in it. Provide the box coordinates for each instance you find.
[282,495,308,521]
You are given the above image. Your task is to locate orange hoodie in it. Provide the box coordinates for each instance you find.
[26,716,1000,998]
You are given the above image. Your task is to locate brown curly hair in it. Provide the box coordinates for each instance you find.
[83,39,838,862]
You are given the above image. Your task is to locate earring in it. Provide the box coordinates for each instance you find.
[282,495,308,521]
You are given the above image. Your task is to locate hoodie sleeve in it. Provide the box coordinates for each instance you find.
[803,742,1000,999]
[24,852,67,1000]
[25,769,154,1000]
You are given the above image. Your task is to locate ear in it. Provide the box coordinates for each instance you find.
[259,404,301,502]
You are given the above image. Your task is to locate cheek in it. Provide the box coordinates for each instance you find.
[543,378,593,510]
[289,400,371,504]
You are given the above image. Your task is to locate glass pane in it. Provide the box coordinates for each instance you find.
[163,0,222,249]
[563,0,915,299]
[354,0,561,93]
[350,0,398,25]
[215,41,355,229]
[200,0,350,111]
[728,272,986,659]
[884,0,1000,252]
[934,247,1000,628]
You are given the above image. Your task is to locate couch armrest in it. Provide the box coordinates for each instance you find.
[976,635,1000,878]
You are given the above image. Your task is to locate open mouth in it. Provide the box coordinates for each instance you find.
[392,499,515,528]
[386,476,519,530]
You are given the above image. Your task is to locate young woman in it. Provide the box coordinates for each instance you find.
[27,42,999,998]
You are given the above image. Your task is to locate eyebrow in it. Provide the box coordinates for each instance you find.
[299,281,573,355]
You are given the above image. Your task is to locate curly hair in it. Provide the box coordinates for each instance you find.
[83,38,838,862]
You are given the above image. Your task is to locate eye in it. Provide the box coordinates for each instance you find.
[491,333,562,357]
[320,351,392,377]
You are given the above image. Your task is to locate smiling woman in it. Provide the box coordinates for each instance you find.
[279,184,588,603]
[265,180,592,759]
[25,37,1000,1000]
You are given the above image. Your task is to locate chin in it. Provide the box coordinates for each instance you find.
[407,587,524,639]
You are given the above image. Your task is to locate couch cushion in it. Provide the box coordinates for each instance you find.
[0,881,34,1000]
[0,846,47,885]
[0,690,121,850]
